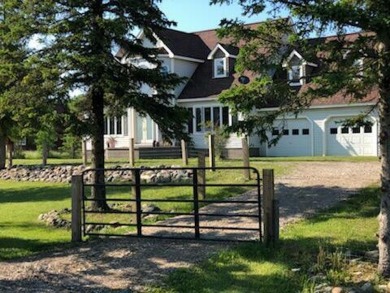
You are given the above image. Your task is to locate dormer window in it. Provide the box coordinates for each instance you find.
[283,50,317,87]
[353,58,364,78]
[214,57,227,78]
[288,65,302,86]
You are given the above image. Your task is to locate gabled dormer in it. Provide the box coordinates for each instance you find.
[283,50,317,86]
[207,43,237,78]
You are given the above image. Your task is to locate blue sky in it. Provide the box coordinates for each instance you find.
[158,0,286,32]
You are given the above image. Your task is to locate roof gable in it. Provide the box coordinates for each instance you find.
[207,43,238,59]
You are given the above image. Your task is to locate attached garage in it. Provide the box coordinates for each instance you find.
[267,118,313,156]
[325,117,378,156]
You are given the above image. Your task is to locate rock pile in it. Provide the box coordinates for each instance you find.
[0,165,193,184]
[38,209,71,229]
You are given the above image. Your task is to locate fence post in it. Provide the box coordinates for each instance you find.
[82,139,88,166]
[208,134,216,171]
[193,169,200,239]
[242,137,251,180]
[129,137,135,167]
[263,169,278,246]
[197,152,206,200]
[71,175,83,242]
[181,139,188,166]
[134,169,142,236]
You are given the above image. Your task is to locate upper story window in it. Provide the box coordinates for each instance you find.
[288,65,302,86]
[353,58,364,78]
[214,57,227,78]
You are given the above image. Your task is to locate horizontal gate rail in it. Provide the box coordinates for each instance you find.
[80,166,263,242]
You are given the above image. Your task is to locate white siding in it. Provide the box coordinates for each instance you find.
[172,58,198,97]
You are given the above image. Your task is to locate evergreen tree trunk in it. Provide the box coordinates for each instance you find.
[378,41,390,276]
[90,85,109,211]
[0,134,5,170]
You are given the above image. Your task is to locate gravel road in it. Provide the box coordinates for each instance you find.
[0,161,380,292]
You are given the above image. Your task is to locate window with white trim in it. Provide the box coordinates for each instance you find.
[288,65,302,86]
[214,58,227,78]
[189,106,231,133]
[104,115,125,135]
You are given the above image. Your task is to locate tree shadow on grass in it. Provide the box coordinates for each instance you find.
[0,185,71,203]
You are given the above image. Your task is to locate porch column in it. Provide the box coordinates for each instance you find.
[131,107,137,144]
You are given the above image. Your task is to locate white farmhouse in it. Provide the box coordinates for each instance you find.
[90,22,379,158]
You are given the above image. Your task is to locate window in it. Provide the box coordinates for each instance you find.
[364,125,372,133]
[283,129,289,135]
[330,128,338,135]
[288,65,302,86]
[353,58,364,78]
[352,127,361,134]
[341,127,349,134]
[104,116,124,135]
[214,58,227,78]
[292,129,299,135]
[213,107,220,127]
[187,108,194,134]
[109,117,115,134]
[193,106,233,132]
[160,65,169,76]
[116,117,122,135]
[204,107,211,130]
[222,107,229,125]
[195,108,202,132]
[302,129,310,135]
[272,128,279,136]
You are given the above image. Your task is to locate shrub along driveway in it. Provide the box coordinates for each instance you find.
[0,161,380,292]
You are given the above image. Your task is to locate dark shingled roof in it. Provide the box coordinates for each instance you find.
[156,28,210,60]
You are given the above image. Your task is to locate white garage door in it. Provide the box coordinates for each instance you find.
[267,119,312,157]
[326,118,377,156]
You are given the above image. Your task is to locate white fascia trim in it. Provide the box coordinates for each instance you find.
[177,97,217,103]
[174,55,205,63]
[260,102,377,112]
[152,32,175,58]
[207,44,237,60]
[282,49,317,67]
[158,54,205,63]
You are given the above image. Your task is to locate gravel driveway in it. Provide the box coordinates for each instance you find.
[0,161,380,292]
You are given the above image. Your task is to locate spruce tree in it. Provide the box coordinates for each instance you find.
[28,0,189,210]
[211,0,390,275]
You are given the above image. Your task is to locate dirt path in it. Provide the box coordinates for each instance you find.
[0,161,380,292]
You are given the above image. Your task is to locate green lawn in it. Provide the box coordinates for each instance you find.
[150,186,380,293]
[0,181,72,260]
[0,157,382,292]
[0,158,287,258]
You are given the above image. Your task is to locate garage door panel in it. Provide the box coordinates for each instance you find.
[326,118,377,156]
[267,119,311,157]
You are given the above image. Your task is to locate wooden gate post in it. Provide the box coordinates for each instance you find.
[263,169,279,246]
[129,137,135,167]
[208,134,216,171]
[181,139,188,166]
[242,137,251,180]
[71,175,83,242]
[197,152,206,200]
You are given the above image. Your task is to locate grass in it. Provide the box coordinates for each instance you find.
[150,186,381,293]
[0,181,72,260]
[0,158,287,257]
[0,156,382,291]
